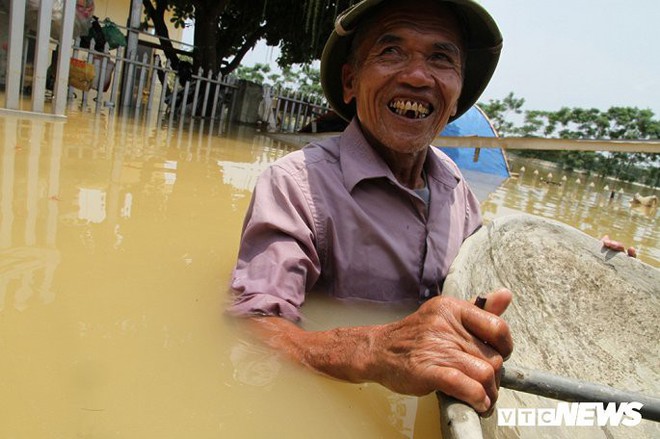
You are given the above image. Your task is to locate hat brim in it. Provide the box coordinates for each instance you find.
[320,0,502,123]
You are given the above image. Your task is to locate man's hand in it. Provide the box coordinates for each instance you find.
[244,289,513,416]
[368,289,512,415]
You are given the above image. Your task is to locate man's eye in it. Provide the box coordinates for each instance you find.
[430,53,459,67]
[431,53,451,61]
[380,46,399,55]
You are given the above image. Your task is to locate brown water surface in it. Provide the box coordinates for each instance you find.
[0,111,441,438]
[0,111,657,437]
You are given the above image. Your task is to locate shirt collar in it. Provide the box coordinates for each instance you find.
[339,118,461,192]
[426,147,461,189]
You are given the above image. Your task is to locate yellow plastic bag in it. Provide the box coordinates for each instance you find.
[69,58,95,91]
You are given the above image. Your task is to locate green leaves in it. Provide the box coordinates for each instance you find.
[142,0,353,75]
[479,93,660,142]
[478,93,659,185]
[234,63,324,99]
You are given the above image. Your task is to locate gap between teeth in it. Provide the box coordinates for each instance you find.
[389,100,430,119]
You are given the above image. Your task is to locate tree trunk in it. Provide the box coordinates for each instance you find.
[142,0,180,70]
[193,16,217,74]
[192,0,230,74]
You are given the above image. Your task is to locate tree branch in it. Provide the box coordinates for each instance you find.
[142,0,180,70]
[222,26,266,75]
[194,0,231,21]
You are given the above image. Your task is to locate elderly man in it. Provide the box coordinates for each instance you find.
[229,0,513,415]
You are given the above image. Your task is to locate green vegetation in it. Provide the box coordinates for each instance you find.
[234,63,323,97]
[479,93,660,187]
[142,0,357,75]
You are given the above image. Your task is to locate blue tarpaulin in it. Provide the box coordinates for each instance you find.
[436,106,510,201]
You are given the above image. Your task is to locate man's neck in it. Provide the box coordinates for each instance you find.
[372,144,428,190]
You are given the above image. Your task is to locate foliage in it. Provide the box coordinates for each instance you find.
[479,93,660,187]
[478,92,525,137]
[234,63,324,98]
[142,0,357,76]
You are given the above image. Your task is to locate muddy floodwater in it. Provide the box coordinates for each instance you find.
[484,157,659,267]
[0,110,658,438]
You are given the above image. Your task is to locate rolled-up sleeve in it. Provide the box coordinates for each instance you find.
[227,164,321,322]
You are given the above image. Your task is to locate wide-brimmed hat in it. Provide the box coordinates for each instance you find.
[320,0,503,122]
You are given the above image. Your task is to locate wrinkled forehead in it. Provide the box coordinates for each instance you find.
[354,1,465,52]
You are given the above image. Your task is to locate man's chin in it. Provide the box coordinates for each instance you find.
[387,119,442,148]
[390,131,437,152]
[377,136,434,155]
[360,120,436,154]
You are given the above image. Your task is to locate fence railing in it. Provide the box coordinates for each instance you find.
[1,0,238,129]
[269,89,330,133]
[67,38,239,127]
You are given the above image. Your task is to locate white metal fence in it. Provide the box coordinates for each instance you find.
[2,0,76,116]
[1,0,238,128]
[269,89,330,133]
[2,0,334,135]
[67,37,239,124]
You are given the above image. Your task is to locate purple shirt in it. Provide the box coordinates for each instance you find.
[229,119,482,321]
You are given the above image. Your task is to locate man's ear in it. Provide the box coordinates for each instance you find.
[450,100,458,117]
[450,84,463,117]
[341,63,356,105]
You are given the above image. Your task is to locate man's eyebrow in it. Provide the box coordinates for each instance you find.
[372,34,462,56]
[433,42,461,56]
[374,33,403,46]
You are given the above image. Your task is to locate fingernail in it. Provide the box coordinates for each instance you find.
[481,396,491,412]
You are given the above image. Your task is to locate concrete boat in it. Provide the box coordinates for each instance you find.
[440,213,660,439]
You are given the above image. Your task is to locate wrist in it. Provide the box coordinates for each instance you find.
[299,324,383,384]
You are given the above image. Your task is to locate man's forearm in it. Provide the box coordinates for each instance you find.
[241,291,513,415]
[245,316,380,384]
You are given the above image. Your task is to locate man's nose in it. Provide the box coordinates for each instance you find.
[397,56,434,87]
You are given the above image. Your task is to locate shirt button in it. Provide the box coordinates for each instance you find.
[423,288,430,298]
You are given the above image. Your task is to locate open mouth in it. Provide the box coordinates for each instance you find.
[388,99,432,119]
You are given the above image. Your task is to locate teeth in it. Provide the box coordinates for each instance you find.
[388,99,430,119]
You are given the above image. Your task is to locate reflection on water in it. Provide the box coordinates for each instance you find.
[0,111,441,438]
[0,110,657,438]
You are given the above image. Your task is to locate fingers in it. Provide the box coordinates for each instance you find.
[375,296,511,415]
[602,236,626,252]
[469,335,504,386]
[431,354,498,415]
[434,368,490,413]
[466,341,503,410]
[441,294,510,414]
[461,301,513,360]
[601,235,637,257]
[474,288,512,316]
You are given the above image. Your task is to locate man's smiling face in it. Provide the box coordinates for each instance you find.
[341,0,464,155]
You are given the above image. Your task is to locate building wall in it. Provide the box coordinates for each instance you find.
[93,0,185,43]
